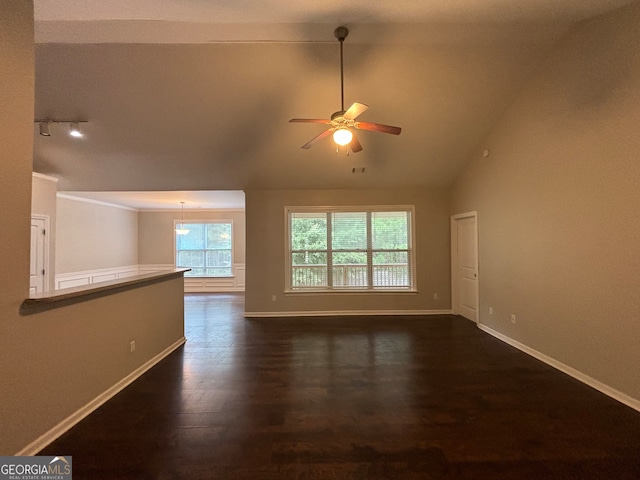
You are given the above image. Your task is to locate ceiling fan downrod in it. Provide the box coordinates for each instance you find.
[334,26,349,113]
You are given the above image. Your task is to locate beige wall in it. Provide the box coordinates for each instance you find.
[31,174,57,218]
[138,209,246,265]
[56,196,139,273]
[451,3,640,401]
[0,0,33,305]
[244,189,451,314]
[0,0,36,452]
[31,173,58,289]
[13,277,185,454]
[0,0,35,453]
[0,4,185,454]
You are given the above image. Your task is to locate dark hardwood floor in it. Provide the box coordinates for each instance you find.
[40,294,640,479]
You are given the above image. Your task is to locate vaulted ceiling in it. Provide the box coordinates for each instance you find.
[32,0,636,197]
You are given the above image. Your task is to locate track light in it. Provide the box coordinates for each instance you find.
[39,122,51,136]
[69,122,83,137]
[34,119,88,138]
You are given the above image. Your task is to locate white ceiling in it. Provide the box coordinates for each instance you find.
[35,0,635,25]
[31,0,637,207]
[59,190,245,210]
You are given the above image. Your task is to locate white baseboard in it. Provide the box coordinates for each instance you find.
[16,337,186,456]
[477,323,640,413]
[244,309,452,318]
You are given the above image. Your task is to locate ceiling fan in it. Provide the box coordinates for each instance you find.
[289,26,401,153]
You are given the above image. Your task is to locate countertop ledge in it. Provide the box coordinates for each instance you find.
[21,269,190,314]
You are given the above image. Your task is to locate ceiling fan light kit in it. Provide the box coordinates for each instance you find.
[289,26,401,154]
[333,128,353,146]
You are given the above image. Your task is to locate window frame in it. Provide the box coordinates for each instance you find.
[174,219,234,278]
[285,205,416,293]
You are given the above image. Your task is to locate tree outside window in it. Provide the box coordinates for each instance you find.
[288,207,414,291]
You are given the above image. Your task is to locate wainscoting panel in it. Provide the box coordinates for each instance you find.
[55,265,139,290]
[55,264,246,293]
[56,277,91,290]
[183,264,245,293]
[138,264,175,275]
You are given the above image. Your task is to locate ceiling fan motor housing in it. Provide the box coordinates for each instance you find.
[334,26,349,41]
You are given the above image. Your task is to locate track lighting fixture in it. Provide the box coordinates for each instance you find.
[38,122,51,136]
[69,122,83,137]
[34,119,88,138]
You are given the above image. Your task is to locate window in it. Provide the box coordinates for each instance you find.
[287,206,415,291]
[175,222,233,277]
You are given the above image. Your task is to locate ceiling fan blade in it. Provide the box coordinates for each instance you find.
[301,129,333,149]
[289,118,331,124]
[343,102,369,120]
[356,121,402,135]
[350,133,363,153]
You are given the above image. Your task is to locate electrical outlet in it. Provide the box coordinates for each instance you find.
[272,295,277,302]
[510,314,517,324]
[489,307,494,315]
[130,340,136,352]
[433,293,439,300]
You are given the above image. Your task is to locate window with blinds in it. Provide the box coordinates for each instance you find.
[287,207,415,291]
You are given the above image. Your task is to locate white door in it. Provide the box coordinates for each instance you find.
[452,213,478,322]
[30,216,47,294]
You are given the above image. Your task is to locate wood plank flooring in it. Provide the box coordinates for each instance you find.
[40,293,640,479]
